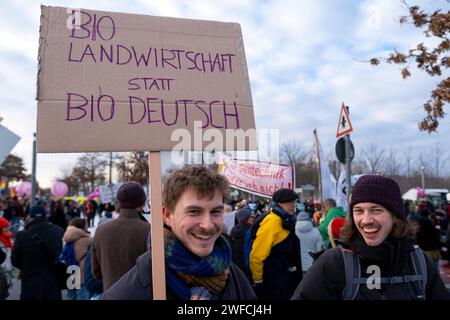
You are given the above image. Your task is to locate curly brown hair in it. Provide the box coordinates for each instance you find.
[341,211,418,242]
[163,165,230,211]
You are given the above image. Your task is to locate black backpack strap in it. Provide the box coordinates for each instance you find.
[27,230,57,265]
[410,246,427,300]
[340,247,362,300]
[378,246,427,300]
[379,275,423,284]
[340,245,428,300]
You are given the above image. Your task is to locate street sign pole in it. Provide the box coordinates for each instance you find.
[336,102,353,212]
[345,133,352,211]
[31,132,37,206]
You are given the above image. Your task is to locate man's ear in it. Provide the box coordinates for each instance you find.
[162,207,172,227]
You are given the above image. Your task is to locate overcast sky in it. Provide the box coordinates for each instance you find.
[0,0,448,189]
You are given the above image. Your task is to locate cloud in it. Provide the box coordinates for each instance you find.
[0,0,448,189]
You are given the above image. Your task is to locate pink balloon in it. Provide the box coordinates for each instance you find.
[51,181,68,197]
[16,181,32,197]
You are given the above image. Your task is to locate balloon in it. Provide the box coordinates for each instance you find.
[16,181,32,197]
[51,181,68,197]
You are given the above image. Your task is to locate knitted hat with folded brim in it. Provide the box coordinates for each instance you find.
[116,181,146,209]
[29,205,47,218]
[328,217,346,239]
[349,175,405,219]
[296,212,310,221]
[235,208,252,223]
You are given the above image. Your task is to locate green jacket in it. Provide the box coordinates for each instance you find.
[319,207,346,241]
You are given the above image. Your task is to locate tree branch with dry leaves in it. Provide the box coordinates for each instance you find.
[370,1,450,132]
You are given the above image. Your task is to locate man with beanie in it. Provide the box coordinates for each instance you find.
[250,188,302,300]
[11,205,64,300]
[100,165,256,300]
[92,181,149,291]
[292,175,450,300]
[230,208,254,281]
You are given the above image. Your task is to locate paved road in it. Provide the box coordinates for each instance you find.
[6,275,20,300]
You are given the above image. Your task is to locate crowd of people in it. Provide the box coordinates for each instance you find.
[1,166,450,300]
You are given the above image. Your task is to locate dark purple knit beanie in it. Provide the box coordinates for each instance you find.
[116,181,146,209]
[349,175,405,219]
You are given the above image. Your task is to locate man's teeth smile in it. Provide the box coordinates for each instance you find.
[192,233,213,240]
[363,227,380,233]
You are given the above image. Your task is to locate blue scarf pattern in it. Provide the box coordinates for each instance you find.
[164,228,231,300]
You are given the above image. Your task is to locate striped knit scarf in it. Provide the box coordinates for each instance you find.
[164,228,231,300]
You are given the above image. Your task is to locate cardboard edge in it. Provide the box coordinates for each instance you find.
[40,5,238,31]
[36,5,48,102]
[233,23,253,107]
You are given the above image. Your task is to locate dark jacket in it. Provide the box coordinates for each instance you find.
[84,241,103,298]
[101,250,257,300]
[92,208,149,291]
[291,236,450,300]
[250,212,302,300]
[50,207,67,231]
[11,217,64,300]
[416,215,441,251]
[230,223,251,278]
[0,248,5,265]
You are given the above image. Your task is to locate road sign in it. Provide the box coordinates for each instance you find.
[335,137,354,164]
[0,123,21,166]
[336,102,353,138]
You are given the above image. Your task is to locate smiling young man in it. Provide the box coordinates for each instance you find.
[291,175,450,300]
[101,165,256,300]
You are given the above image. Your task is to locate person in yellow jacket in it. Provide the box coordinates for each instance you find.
[249,189,303,300]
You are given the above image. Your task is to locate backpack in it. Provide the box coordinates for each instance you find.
[340,246,428,300]
[243,212,269,273]
[59,242,78,266]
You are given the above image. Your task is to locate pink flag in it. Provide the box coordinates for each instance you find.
[88,187,100,200]
[416,186,426,198]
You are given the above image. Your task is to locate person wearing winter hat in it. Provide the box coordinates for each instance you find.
[250,188,302,300]
[318,198,347,245]
[295,212,322,274]
[63,218,90,300]
[327,217,346,248]
[92,181,150,291]
[100,165,256,300]
[11,205,64,300]
[292,175,450,300]
[229,208,254,282]
[0,217,12,250]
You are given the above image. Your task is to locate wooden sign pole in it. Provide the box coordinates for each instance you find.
[149,151,166,299]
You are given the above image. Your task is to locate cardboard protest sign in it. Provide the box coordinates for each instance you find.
[219,158,294,198]
[36,6,256,153]
[0,124,21,166]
